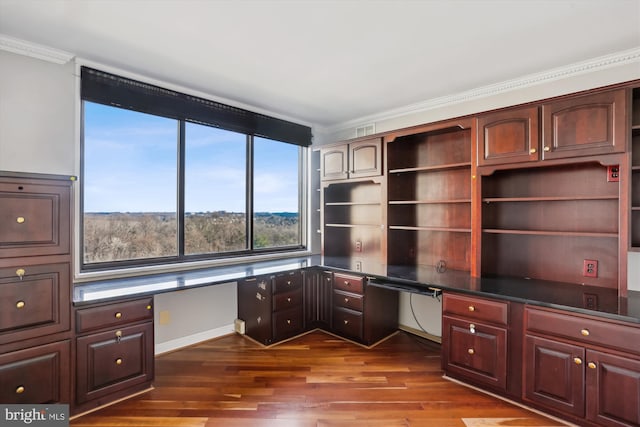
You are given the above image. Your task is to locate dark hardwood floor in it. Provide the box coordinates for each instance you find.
[71,330,567,427]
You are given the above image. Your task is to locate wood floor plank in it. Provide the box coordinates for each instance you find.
[70,330,568,427]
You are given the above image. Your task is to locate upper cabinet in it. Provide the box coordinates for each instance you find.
[476,89,627,167]
[541,89,626,160]
[321,137,382,181]
[477,106,539,166]
[630,86,640,251]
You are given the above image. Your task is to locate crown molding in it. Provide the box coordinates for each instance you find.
[323,46,640,135]
[0,34,74,64]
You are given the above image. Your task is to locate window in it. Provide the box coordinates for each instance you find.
[81,67,310,271]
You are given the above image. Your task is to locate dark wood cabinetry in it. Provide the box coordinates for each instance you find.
[386,123,473,274]
[303,269,333,330]
[320,137,382,181]
[524,306,640,426]
[237,270,304,345]
[477,106,539,165]
[74,297,154,412]
[442,293,519,395]
[630,86,640,250]
[541,89,626,160]
[0,173,73,406]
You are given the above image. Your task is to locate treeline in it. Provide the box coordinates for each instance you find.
[83,212,299,263]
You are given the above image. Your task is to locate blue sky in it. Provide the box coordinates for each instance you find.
[83,102,300,213]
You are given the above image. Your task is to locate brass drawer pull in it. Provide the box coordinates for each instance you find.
[574,357,583,365]
[468,305,475,312]
[16,268,25,279]
[16,301,25,309]
[15,385,25,394]
[287,297,291,302]
[16,216,25,224]
[115,358,123,365]
[286,319,291,325]
[588,362,597,369]
[529,148,537,154]
[287,280,292,286]
[344,281,350,286]
[467,348,475,355]
[146,304,152,310]
[115,312,122,319]
[343,319,349,325]
[581,329,590,337]
[115,330,123,342]
[344,297,349,303]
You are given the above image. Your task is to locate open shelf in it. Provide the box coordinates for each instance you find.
[482,229,618,238]
[389,162,471,174]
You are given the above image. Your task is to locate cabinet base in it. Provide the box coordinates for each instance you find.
[70,385,153,419]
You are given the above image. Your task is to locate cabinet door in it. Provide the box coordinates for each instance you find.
[542,89,626,160]
[304,270,332,329]
[76,322,153,404]
[443,316,507,390]
[477,106,539,166]
[321,145,349,181]
[524,334,585,417]
[237,276,272,345]
[349,138,382,179]
[586,350,640,427]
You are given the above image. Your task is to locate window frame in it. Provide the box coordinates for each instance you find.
[79,67,310,273]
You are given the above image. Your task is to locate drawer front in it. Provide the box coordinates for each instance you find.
[333,289,364,312]
[333,273,364,294]
[76,298,153,334]
[333,307,363,341]
[0,180,71,257]
[443,316,507,390]
[273,271,302,294]
[0,263,70,345]
[272,307,304,342]
[273,288,302,312]
[525,306,640,356]
[76,322,153,404]
[0,339,71,404]
[443,293,508,326]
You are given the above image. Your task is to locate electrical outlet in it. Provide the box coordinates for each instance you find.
[583,259,598,278]
[583,293,598,310]
[607,165,619,182]
[355,240,362,252]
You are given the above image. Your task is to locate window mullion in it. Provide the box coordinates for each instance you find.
[246,135,254,251]
[178,120,186,257]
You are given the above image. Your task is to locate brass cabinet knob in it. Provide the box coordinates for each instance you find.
[344,281,350,286]
[115,312,122,319]
[286,319,291,325]
[468,305,475,312]
[469,324,476,334]
[115,358,123,365]
[544,146,551,152]
[16,301,25,309]
[15,385,25,394]
[287,280,292,286]
[529,148,537,154]
[467,348,475,355]
[146,305,152,310]
[16,268,26,279]
[287,297,291,302]
[16,217,25,224]
[343,319,349,325]
[581,329,590,337]
[115,330,123,342]
[588,362,597,369]
[574,357,583,365]
[344,297,349,303]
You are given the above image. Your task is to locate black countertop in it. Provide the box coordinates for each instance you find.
[73,255,640,324]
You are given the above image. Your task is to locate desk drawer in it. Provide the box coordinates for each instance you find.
[273,271,302,294]
[333,307,363,341]
[525,306,640,356]
[333,289,364,312]
[0,263,70,345]
[76,298,153,334]
[273,288,302,312]
[333,273,364,294]
[272,307,303,341]
[443,293,508,326]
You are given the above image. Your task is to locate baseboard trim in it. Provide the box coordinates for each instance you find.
[399,324,441,344]
[155,323,234,355]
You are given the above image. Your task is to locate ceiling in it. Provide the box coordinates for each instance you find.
[1,0,639,129]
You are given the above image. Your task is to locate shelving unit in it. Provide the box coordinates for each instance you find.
[631,87,640,249]
[322,179,383,272]
[386,126,472,272]
[480,162,620,288]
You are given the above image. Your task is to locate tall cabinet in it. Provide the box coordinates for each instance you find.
[631,86,640,250]
[0,172,74,405]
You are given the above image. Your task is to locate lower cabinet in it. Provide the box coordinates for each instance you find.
[0,339,71,404]
[74,297,154,414]
[524,305,640,427]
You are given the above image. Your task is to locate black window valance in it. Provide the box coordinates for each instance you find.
[81,66,312,147]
